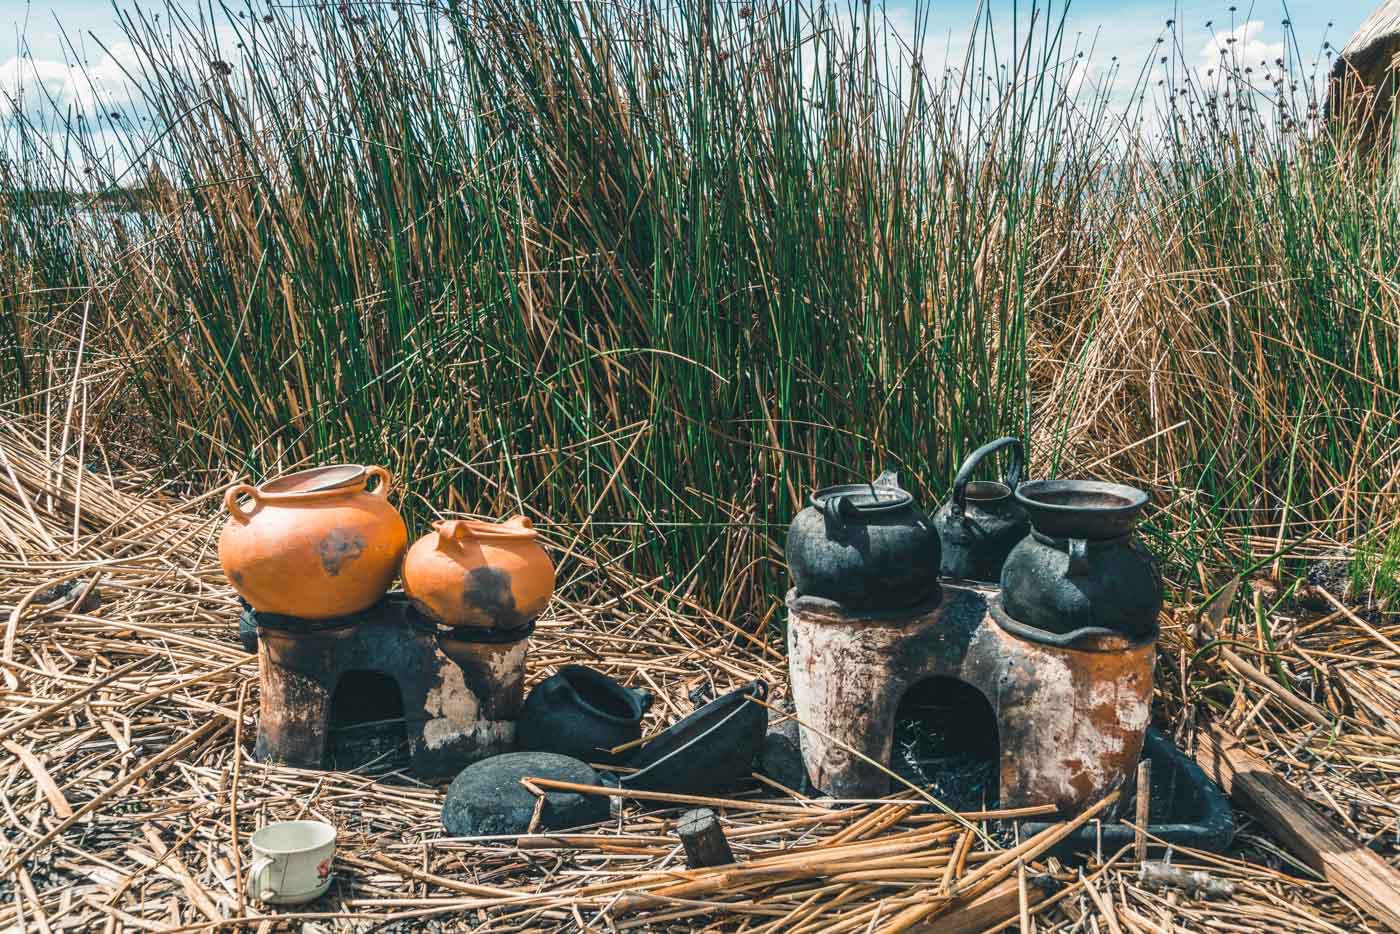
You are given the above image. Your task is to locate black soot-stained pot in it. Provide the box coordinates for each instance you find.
[785,471,940,611]
[933,437,1030,583]
[999,479,1161,639]
[620,680,769,796]
[517,665,653,766]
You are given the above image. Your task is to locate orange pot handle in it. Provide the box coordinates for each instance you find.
[365,465,392,496]
[223,483,260,523]
[507,515,534,530]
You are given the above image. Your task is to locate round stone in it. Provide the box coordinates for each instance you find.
[441,752,609,836]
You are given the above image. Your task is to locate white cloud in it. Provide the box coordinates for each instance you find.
[1195,20,1285,83]
[0,41,143,123]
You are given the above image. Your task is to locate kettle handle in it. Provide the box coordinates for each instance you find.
[951,437,1024,517]
[821,493,855,536]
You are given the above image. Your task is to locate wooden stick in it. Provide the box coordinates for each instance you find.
[1017,861,1032,934]
[677,808,735,868]
[1134,758,1151,863]
[1079,868,1125,934]
[1194,724,1400,932]
[1218,645,1333,727]
[1316,587,1400,657]
[1139,861,1236,900]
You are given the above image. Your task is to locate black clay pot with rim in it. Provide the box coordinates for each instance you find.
[619,680,769,795]
[933,437,1030,583]
[999,479,1161,639]
[517,665,653,766]
[785,471,940,611]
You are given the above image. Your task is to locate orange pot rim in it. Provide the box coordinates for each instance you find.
[224,465,392,520]
[433,516,538,543]
[261,464,368,496]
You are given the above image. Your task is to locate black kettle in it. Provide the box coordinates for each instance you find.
[932,437,1030,583]
[784,470,941,610]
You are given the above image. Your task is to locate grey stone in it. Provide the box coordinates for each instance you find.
[441,752,608,836]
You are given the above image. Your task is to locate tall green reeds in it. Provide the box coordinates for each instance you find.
[3,1,1398,612]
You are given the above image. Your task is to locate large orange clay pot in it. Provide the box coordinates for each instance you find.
[402,516,555,628]
[219,465,409,620]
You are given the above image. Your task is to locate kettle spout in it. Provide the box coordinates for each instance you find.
[873,470,902,493]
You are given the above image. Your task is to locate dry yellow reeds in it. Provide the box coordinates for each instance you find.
[0,417,1394,931]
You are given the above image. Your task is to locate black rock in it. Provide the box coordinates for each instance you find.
[758,698,810,792]
[759,730,808,791]
[441,752,609,836]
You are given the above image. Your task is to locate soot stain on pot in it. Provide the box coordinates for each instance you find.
[442,642,520,720]
[463,566,521,626]
[318,529,366,576]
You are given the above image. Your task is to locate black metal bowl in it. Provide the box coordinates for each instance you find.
[1014,479,1149,540]
[619,680,769,796]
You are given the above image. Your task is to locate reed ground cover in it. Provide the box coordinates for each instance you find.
[3,0,1398,619]
[4,5,1400,928]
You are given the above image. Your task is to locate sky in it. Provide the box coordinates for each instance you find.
[0,0,1381,127]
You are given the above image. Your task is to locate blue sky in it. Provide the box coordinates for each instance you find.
[1,0,1378,118]
[5,1,1376,60]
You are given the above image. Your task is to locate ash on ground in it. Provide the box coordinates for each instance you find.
[891,702,999,814]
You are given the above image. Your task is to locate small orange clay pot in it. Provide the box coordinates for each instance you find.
[402,516,555,628]
[219,465,409,620]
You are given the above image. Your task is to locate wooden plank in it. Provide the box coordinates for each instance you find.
[1194,725,1400,932]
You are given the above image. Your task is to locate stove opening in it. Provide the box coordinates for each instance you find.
[328,669,410,774]
[892,676,999,811]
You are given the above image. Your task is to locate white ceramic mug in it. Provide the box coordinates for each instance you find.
[247,820,336,905]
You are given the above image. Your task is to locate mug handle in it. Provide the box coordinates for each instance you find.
[1066,538,1089,576]
[246,855,276,902]
[223,483,260,523]
[365,465,392,496]
[951,437,1023,517]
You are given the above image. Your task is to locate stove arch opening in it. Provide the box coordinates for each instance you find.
[891,675,999,811]
[328,668,411,773]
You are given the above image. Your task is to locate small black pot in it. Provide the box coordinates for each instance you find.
[517,666,653,766]
[620,680,769,795]
[933,437,1030,582]
[785,471,941,610]
[1001,479,1160,638]
[1013,479,1148,541]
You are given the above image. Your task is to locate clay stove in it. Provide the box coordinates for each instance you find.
[249,594,530,779]
[787,581,1155,817]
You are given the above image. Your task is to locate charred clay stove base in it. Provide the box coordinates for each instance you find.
[787,582,1155,818]
[250,594,529,779]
